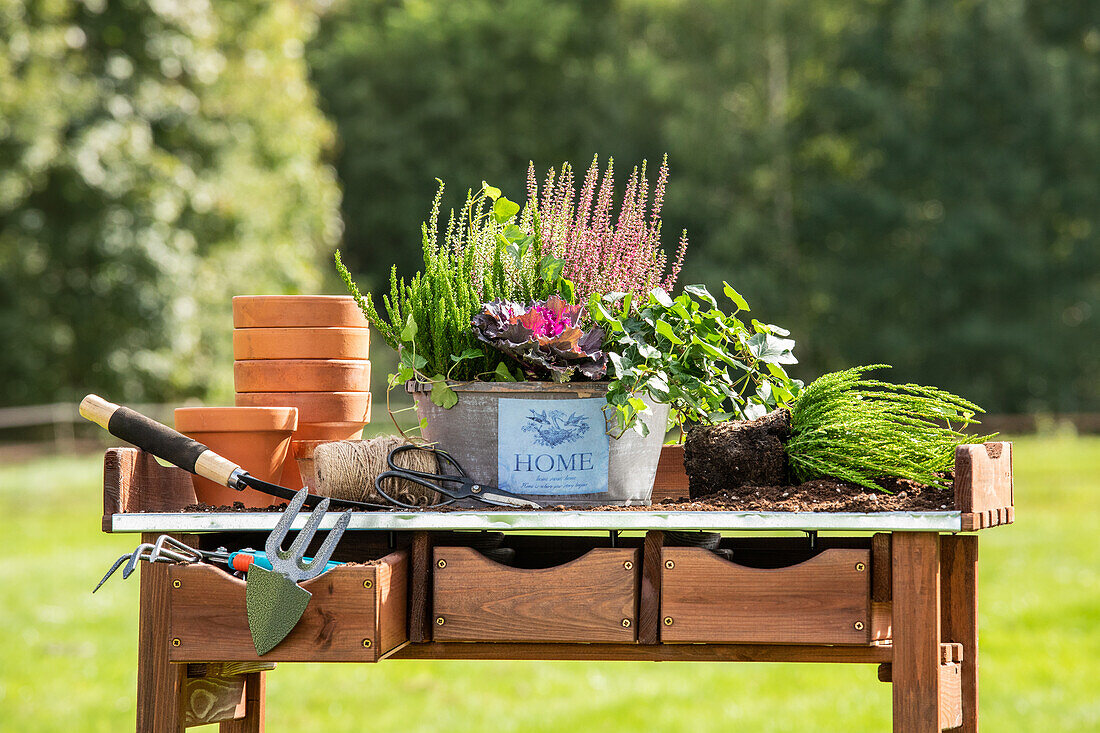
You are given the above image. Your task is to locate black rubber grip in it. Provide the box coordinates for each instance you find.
[107,407,209,473]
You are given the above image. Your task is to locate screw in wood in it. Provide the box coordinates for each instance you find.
[623,560,633,570]
[363,579,373,589]
[664,560,675,570]
[663,617,674,626]
[621,619,632,628]
[855,562,866,572]
[436,617,445,626]
[362,638,372,648]
[854,621,865,630]
[437,559,447,569]
[172,579,181,589]
[171,638,181,647]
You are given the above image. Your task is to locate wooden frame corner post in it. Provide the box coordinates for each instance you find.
[940,534,979,732]
[136,533,267,732]
[891,532,942,732]
[136,537,186,733]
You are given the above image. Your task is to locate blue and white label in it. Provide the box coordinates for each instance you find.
[497,398,610,496]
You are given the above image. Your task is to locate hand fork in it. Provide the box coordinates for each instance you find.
[265,488,351,583]
[246,488,352,655]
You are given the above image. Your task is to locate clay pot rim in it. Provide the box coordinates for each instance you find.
[291,439,338,458]
[233,358,370,368]
[233,326,369,334]
[236,391,372,401]
[174,406,298,432]
[233,295,357,303]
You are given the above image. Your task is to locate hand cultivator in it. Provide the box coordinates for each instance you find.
[94,532,345,593]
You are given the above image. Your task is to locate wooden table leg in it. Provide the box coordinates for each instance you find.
[892,532,942,732]
[136,544,185,733]
[220,672,266,733]
[941,534,979,732]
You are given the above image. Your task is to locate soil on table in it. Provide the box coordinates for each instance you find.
[181,472,953,514]
[642,474,954,513]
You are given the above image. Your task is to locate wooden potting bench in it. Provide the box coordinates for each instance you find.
[100,441,1013,732]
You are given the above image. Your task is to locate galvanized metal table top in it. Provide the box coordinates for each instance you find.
[110,509,965,533]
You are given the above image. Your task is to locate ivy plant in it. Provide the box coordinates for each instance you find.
[589,284,803,437]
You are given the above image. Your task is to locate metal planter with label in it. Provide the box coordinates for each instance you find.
[408,381,668,505]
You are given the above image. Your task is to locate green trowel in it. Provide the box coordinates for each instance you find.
[246,488,352,656]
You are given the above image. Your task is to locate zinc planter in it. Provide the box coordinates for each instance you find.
[408,381,668,505]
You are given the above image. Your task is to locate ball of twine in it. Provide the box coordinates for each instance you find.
[313,436,441,506]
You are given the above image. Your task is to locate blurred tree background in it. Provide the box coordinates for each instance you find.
[2,0,1097,413]
[0,0,340,405]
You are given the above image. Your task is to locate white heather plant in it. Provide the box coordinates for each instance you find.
[785,365,995,492]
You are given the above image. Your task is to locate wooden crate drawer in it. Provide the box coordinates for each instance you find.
[168,549,407,662]
[660,547,872,645]
[432,546,639,642]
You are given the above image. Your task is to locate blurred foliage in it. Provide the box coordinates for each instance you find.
[311,0,1099,412]
[0,0,341,405]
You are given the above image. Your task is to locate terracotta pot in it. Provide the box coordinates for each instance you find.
[235,391,372,424]
[174,407,298,508]
[234,359,371,393]
[236,392,370,481]
[291,439,334,492]
[233,328,370,360]
[233,295,369,329]
[291,422,366,441]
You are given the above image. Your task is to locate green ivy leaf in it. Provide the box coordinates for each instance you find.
[538,255,564,282]
[430,376,459,408]
[747,333,798,364]
[493,362,517,382]
[401,350,427,370]
[450,348,482,363]
[651,287,674,308]
[723,281,751,312]
[492,196,521,223]
[557,278,575,304]
[646,373,671,396]
[400,314,417,343]
[481,181,502,200]
[684,284,717,308]
[655,319,684,344]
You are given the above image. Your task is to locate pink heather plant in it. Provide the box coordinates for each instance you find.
[527,154,688,305]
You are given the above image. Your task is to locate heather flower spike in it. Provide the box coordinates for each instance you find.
[472,297,608,382]
[528,154,689,305]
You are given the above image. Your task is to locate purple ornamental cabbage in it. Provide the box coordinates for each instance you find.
[472,296,608,382]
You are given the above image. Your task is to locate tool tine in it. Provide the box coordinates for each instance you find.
[296,509,351,581]
[282,497,329,562]
[265,488,309,559]
[122,544,155,579]
[93,554,132,593]
[154,535,202,564]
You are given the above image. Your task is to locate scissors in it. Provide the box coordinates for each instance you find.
[374,444,543,509]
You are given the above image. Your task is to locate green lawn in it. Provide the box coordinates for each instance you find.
[2,435,1097,731]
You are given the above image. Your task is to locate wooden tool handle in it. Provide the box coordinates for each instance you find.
[79,394,242,488]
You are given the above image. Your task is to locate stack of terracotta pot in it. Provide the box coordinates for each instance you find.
[232,295,372,487]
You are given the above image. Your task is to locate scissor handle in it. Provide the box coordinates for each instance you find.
[386,444,469,481]
[373,469,460,509]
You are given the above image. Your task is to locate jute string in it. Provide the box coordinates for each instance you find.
[313,436,441,506]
